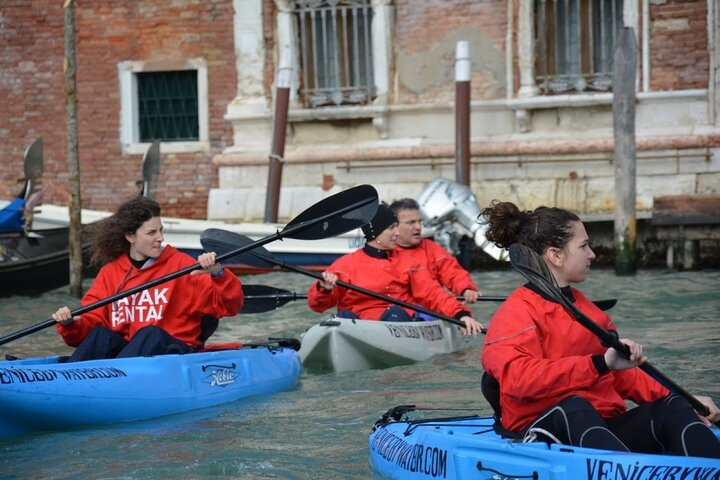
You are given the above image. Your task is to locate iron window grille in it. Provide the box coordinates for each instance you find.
[137,70,199,142]
[294,0,376,108]
[534,0,623,94]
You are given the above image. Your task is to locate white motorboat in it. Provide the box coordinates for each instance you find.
[22,202,363,273]
[4,174,505,275]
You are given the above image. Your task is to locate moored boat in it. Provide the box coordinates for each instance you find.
[0,340,301,439]
[0,137,43,234]
[22,203,363,274]
[0,140,157,295]
[298,317,477,373]
[369,406,720,479]
[0,226,92,295]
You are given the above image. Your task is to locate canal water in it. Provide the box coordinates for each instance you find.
[1,267,718,479]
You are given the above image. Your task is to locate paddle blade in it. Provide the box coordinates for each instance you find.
[282,184,378,240]
[200,229,278,269]
[240,284,300,314]
[141,140,161,200]
[23,138,43,182]
[509,245,617,311]
[508,243,561,301]
[509,244,555,285]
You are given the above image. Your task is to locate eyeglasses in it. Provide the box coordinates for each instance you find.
[399,219,423,226]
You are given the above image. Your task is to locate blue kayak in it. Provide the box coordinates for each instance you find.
[369,406,720,479]
[0,340,301,439]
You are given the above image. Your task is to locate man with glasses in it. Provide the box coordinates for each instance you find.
[389,198,482,304]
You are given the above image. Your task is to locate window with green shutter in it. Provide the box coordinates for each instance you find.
[137,70,199,142]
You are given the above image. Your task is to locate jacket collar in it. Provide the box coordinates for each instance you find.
[363,244,389,259]
[524,282,576,303]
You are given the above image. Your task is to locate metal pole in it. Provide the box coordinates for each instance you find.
[613,27,638,275]
[64,0,83,297]
[455,41,471,186]
[264,48,292,223]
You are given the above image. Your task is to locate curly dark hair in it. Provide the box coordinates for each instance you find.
[479,200,580,255]
[88,196,161,267]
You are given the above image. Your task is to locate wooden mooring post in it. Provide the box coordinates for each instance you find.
[613,27,638,275]
[454,41,471,186]
[651,195,720,270]
[64,0,83,298]
[264,48,291,224]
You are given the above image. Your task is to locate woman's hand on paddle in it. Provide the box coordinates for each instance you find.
[604,338,647,370]
[52,306,79,326]
[318,271,338,291]
[461,289,481,304]
[694,396,720,426]
[193,252,222,276]
[459,315,484,336]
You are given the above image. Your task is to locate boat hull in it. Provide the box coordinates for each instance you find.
[298,317,473,373]
[0,345,301,439]
[0,227,94,295]
[369,414,720,479]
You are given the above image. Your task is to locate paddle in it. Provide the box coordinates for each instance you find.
[508,243,716,422]
[201,228,485,332]
[240,284,478,314]
[239,284,617,314]
[0,185,379,347]
[240,284,308,313]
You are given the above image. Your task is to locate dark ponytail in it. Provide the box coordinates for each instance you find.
[479,200,580,255]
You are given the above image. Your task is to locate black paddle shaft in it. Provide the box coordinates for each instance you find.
[240,284,617,314]
[508,243,713,420]
[201,229,484,331]
[0,185,379,347]
[240,284,470,314]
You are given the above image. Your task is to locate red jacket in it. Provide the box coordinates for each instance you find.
[481,285,668,432]
[394,238,478,295]
[57,245,243,348]
[307,247,471,320]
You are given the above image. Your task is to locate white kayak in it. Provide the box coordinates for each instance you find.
[298,317,477,373]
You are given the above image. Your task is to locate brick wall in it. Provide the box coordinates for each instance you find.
[393,0,508,104]
[650,0,709,91]
[0,0,237,219]
[1,3,66,206]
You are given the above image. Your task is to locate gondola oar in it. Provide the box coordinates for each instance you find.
[507,243,717,424]
[239,284,617,314]
[201,228,485,332]
[0,185,379,347]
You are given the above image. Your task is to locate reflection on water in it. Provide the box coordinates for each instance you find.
[1,268,719,478]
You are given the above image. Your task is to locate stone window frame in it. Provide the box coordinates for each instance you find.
[516,0,638,100]
[534,0,624,94]
[511,0,639,132]
[275,0,392,136]
[118,58,210,155]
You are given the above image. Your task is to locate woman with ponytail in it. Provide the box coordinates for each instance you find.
[479,200,720,458]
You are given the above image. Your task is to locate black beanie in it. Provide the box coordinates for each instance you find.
[362,204,397,241]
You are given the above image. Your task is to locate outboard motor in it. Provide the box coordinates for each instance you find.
[418,177,508,261]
